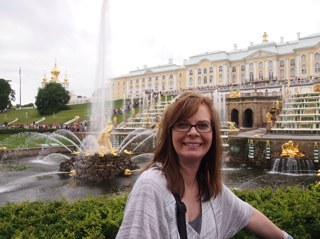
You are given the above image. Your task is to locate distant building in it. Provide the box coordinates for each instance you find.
[112,32,320,100]
[41,62,89,105]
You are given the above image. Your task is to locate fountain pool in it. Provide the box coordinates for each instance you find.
[0,154,317,206]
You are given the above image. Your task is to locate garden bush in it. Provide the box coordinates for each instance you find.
[0,185,319,238]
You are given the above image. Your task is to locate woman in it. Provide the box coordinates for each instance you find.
[116,92,292,239]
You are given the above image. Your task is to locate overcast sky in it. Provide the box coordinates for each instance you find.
[1,0,320,105]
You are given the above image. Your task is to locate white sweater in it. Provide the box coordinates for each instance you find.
[116,168,252,239]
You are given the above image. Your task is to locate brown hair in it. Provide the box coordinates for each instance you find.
[144,92,222,201]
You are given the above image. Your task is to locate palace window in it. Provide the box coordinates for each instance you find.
[301,54,306,62]
[136,79,139,83]
[204,76,207,84]
[241,74,245,82]
[179,73,182,78]
[203,68,207,74]
[290,68,295,77]
[198,68,202,74]
[280,60,285,67]
[170,74,173,79]
[290,59,295,66]
[249,72,254,81]
[315,63,320,73]
[169,81,173,89]
[189,70,193,75]
[142,78,145,82]
[232,75,236,83]
[130,80,133,84]
[162,75,165,79]
[198,77,201,84]
[241,65,245,71]
[315,53,320,61]
[259,71,263,80]
[268,60,273,68]
[269,71,273,80]
[301,64,307,74]
[209,67,213,73]
[219,66,223,72]
[209,75,213,83]
[232,66,236,72]
[280,69,284,78]
[155,76,158,81]
[259,62,263,69]
[189,78,193,86]
[149,77,152,81]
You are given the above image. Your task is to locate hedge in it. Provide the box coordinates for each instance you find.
[0,185,319,238]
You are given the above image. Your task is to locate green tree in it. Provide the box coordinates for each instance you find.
[0,78,15,111]
[35,82,70,115]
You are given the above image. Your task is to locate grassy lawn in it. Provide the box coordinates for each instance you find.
[0,103,91,126]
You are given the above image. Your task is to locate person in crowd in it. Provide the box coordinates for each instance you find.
[116,92,292,239]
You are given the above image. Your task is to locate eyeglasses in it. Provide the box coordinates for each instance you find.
[173,122,213,133]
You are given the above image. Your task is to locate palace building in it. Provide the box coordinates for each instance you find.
[112,32,320,100]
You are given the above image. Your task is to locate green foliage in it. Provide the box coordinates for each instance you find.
[233,186,320,239]
[0,195,127,239]
[35,83,70,115]
[0,78,15,111]
[0,186,319,238]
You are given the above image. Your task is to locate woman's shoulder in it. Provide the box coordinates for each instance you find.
[133,167,167,191]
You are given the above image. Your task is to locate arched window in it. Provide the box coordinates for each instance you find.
[209,75,213,83]
[259,62,263,69]
[241,74,245,82]
[290,59,295,66]
[179,73,182,78]
[162,75,166,79]
[241,65,245,71]
[189,70,193,75]
[301,64,307,74]
[204,76,207,84]
[249,63,253,71]
[315,63,320,73]
[198,68,202,74]
[290,68,295,77]
[232,75,236,83]
[189,78,193,86]
[219,66,223,72]
[249,72,254,81]
[198,77,201,84]
[259,71,263,80]
[169,81,174,89]
[142,78,145,82]
[203,68,207,74]
[155,76,158,81]
[269,71,273,80]
[130,80,133,84]
[315,53,320,61]
[232,66,236,72]
[301,54,306,62]
[169,74,173,79]
[135,79,139,83]
[268,60,273,68]
[280,69,284,78]
[280,60,285,67]
[149,77,152,81]
[209,67,213,73]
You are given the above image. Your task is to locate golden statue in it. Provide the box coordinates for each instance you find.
[229,89,240,98]
[266,112,272,122]
[281,140,304,157]
[275,100,280,110]
[0,147,7,151]
[69,169,77,177]
[227,121,237,130]
[97,122,118,156]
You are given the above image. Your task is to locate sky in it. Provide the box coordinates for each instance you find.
[1,0,320,105]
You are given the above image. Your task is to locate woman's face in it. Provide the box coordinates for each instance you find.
[172,104,212,164]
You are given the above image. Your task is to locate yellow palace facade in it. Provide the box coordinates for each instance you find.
[112,32,320,100]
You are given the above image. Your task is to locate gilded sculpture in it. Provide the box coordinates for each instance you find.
[281,140,304,157]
